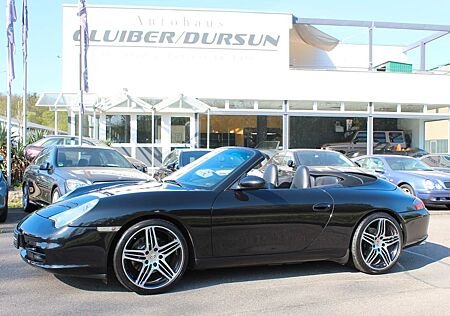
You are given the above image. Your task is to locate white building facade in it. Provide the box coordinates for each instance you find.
[38,4,450,168]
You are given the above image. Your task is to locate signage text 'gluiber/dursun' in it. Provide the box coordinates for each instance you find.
[73,30,281,49]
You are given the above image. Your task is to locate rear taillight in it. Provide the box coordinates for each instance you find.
[413,198,425,211]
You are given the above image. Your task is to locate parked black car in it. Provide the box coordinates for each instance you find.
[0,155,8,223]
[25,135,149,173]
[15,147,429,294]
[154,148,211,181]
[22,146,153,211]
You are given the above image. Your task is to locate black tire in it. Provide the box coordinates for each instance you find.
[399,184,415,196]
[0,206,7,223]
[351,212,403,274]
[22,184,37,213]
[113,219,188,295]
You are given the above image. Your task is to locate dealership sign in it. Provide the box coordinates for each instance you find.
[73,30,281,50]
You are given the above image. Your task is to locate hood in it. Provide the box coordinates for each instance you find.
[59,167,152,183]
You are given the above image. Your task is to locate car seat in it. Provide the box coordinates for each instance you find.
[290,166,311,189]
[263,164,279,189]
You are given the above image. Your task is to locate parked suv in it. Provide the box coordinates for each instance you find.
[321,130,406,154]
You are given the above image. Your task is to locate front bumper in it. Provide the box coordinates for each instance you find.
[14,213,117,279]
[416,190,450,206]
[399,208,430,248]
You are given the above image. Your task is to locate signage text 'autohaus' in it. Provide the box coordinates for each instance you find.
[73,30,281,50]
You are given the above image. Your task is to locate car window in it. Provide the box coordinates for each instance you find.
[271,152,286,166]
[56,148,133,168]
[353,132,367,143]
[389,132,404,143]
[34,148,51,165]
[296,151,355,167]
[365,158,385,170]
[355,158,368,168]
[421,156,439,167]
[373,132,387,143]
[438,155,450,168]
[42,138,63,148]
[167,148,254,190]
[384,157,432,171]
[180,151,210,166]
[163,151,178,167]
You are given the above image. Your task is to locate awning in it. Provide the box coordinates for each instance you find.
[292,24,339,51]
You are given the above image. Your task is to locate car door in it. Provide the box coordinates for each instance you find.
[34,150,57,204]
[211,186,334,257]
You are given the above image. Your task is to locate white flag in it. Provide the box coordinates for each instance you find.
[78,0,89,93]
[7,0,17,86]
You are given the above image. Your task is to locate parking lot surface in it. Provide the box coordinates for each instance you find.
[1,209,450,315]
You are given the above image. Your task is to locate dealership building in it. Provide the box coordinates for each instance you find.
[38,4,450,168]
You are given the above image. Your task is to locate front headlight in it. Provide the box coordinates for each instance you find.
[424,179,436,190]
[66,179,91,192]
[49,199,99,228]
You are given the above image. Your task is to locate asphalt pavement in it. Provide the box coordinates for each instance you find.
[1,208,450,315]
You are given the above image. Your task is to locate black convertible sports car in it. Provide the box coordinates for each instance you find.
[14,147,429,294]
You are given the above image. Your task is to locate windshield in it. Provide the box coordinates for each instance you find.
[296,151,355,167]
[385,157,433,171]
[167,148,254,189]
[56,148,133,168]
[180,150,210,166]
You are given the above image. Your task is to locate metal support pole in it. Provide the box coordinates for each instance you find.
[93,108,97,139]
[420,42,426,71]
[282,100,289,150]
[369,22,374,70]
[151,109,155,176]
[367,102,374,155]
[207,109,210,149]
[6,86,12,187]
[78,25,84,144]
[54,106,58,135]
[22,57,28,145]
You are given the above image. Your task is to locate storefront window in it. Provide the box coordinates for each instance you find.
[171,117,190,144]
[199,115,282,149]
[137,115,161,143]
[106,115,130,143]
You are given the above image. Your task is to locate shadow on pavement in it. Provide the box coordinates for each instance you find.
[54,241,450,294]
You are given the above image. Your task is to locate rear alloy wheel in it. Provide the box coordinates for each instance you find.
[351,212,402,274]
[51,188,61,204]
[113,219,188,295]
[399,184,415,196]
[22,184,36,213]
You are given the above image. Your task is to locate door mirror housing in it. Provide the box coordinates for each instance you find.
[287,159,295,168]
[167,162,179,171]
[39,162,52,171]
[374,168,385,174]
[237,176,266,190]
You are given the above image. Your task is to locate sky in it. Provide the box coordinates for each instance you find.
[1,0,450,95]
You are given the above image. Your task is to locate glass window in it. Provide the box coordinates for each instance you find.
[317,101,341,111]
[384,157,433,171]
[229,100,254,109]
[167,148,254,189]
[365,158,385,170]
[258,100,283,110]
[180,150,210,167]
[289,101,313,111]
[374,132,387,143]
[353,132,367,143]
[56,148,132,168]
[295,151,355,167]
[199,99,225,109]
[137,115,161,144]
[421,156,439,167]
[389,132,405,143]
[171,117,190,144]
[34,149,51,164]
[345,102,368,112]
[374,103,397,112]
[42,137,64,147]
[163,151,178,167]
[106,115,130,143]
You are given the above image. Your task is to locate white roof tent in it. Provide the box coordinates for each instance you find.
[294,17,450,70]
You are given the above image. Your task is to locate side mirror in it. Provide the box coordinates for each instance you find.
[354,161,361,167]
[237,176,266,190]
[287,160,295,168]
[167,162,177,171]
[374,168,385,174]
[39,162,52,171]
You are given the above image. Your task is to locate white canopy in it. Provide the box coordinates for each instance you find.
[292,24,339,51]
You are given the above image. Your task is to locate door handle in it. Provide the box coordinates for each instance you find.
[312,203,332,212]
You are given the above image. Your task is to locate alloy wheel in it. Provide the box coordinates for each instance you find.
[121,225,184,290]
[360,218,401,270]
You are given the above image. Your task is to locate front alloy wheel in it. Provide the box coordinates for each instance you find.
[351,212,402,274]
[113,219,188,295]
